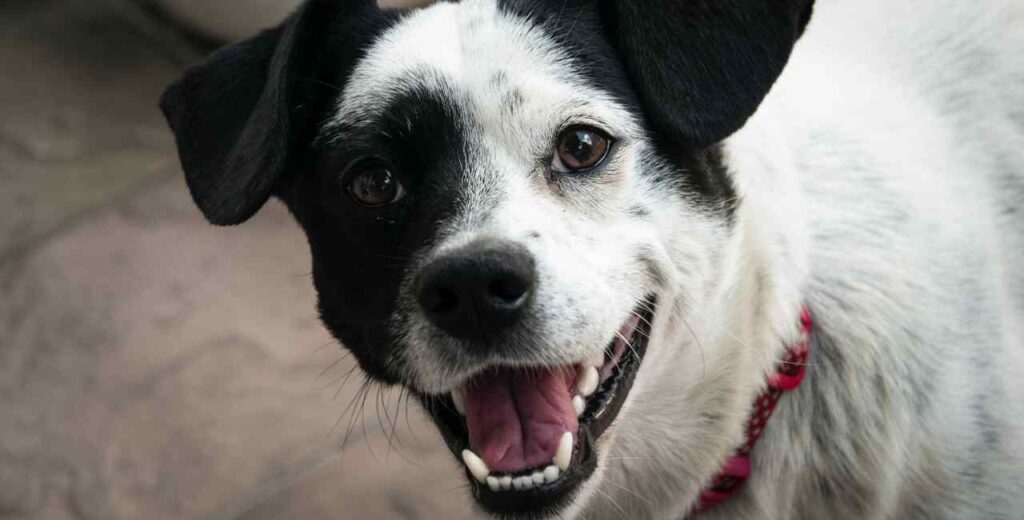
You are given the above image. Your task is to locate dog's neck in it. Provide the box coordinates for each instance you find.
[690,307,814,517]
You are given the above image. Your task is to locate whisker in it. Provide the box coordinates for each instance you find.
[312,339,339,354]
[357,379,379,462]
[326,363,361,392]
[593,487,630,520]
[296,77,345,94]
[317,356,347,381]
[375,386,391,461]
[337,376,373,453]
[402,390,422,445]
[613,329,641,363]
[603,478,654,505]
[722,331,773,365]
[445,482,473,493]
[628,309,656,330]
[681,318,708,382]
[332,376,371,447]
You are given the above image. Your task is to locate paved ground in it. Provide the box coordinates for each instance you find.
[0,2,478,519]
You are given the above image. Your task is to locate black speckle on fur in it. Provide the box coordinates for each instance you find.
[503,88,525,116]
[628,204,650,218]
[635,246,668,288]
[489,70,509,88]
[796,326,879,517]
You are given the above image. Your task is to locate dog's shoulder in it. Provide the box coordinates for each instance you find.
[721,0,1024,517]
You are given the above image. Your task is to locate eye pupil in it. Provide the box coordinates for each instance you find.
[556,127,610,171]
[347,163,404,207]
[568,132,593,159]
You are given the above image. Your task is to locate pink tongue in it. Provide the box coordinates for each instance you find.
[462,368,579,473]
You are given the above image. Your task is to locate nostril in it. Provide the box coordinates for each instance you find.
[416,240,536,339]
[488,276,529,306]
[422,286,459,314]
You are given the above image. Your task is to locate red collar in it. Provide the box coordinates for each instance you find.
[691,308,813,515]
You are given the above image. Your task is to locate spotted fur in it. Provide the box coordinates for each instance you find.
[160,0,1024,518]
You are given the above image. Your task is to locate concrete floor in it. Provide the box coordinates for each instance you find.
[0,2,477,519]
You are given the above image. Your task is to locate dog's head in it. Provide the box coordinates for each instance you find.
[161,0,812,517]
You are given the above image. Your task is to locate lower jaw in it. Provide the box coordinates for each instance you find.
[419,298,656,517]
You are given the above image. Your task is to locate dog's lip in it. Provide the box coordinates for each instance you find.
[418,297,657,517]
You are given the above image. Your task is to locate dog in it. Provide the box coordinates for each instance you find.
[160,0,1024,517]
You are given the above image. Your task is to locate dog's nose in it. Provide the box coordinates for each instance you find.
[416,241,536,340]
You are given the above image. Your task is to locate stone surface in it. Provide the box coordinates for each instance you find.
[0,1,479,519]
[0,0,195,262]
[0,175,478,520]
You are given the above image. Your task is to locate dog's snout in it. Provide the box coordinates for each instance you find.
[417,241,536,340]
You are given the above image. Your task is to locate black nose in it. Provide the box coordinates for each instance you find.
[416,241,536,340]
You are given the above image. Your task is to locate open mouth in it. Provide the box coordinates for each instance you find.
[420,298,656,517]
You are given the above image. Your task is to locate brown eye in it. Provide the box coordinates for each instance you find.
[553,126,612,172]
[346,161,406,207]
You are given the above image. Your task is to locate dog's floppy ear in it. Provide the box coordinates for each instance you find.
[601,0,814,148]
[160,0,376,226]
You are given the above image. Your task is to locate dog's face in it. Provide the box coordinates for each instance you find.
[161,0,812,517]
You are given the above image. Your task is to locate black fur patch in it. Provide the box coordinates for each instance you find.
[161,0,399,225]
[291,81,481,382]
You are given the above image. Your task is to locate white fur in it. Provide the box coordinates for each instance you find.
[619,0,1024,518]
[330,0,1024,517]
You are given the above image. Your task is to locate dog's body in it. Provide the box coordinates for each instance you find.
[644,1,1024,518]
[160,0,1024,518]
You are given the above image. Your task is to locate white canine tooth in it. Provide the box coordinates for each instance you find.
[451,390,466,416]
[461,450,490,483]
[499,476,513,490]
[577,366,599,397]
[487,476,501,492]
[588,353,605,368]
[543,465,560,483]
[573,395,586,417]
[532,471,545,486]
[554,431,573,471]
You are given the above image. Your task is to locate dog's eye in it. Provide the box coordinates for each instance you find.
[346,160,406,207]
[553,126,612,173]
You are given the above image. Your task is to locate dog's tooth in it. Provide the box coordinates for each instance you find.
[573,395,586,417]
[532,471,546,486]
[577,366,599,397]
[487,476,501,492]
[554,431,573,471]
[461,450,490,483]
[451,390,465,416]
[543,465,560,483]
[515,476,533,490]
[499,476,513,490]
[588,352,605,368]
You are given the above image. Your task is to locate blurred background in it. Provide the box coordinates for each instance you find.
[0,1,484,519]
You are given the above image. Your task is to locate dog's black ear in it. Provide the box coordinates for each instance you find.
[160,0,376,226]
[601,0,814,148]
